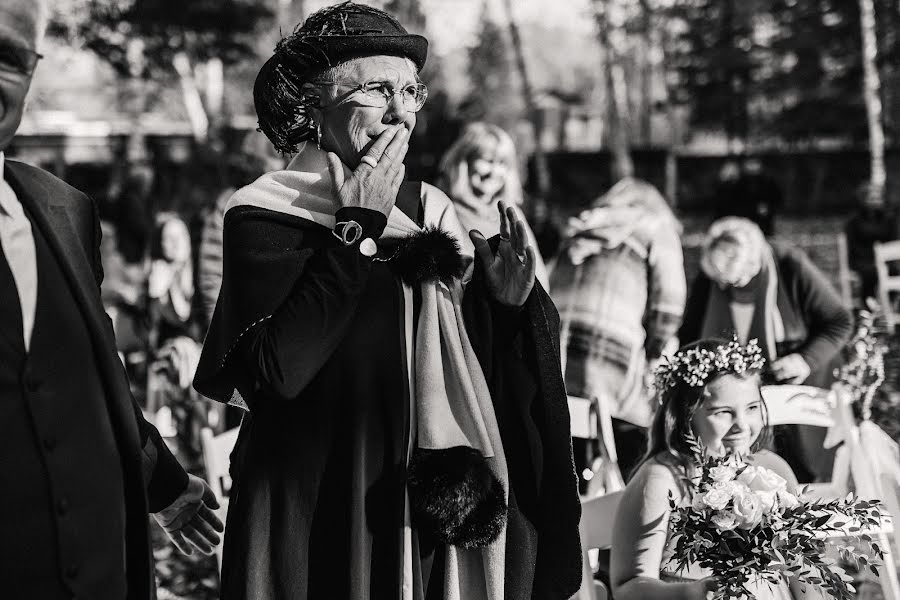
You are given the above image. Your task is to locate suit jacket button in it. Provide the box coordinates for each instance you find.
[57,498,69,516]
[43,437,56,451]
[24,378,40,393]
[65,563,79,578]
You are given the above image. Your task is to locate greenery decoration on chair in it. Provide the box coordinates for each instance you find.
[834,299,888,423]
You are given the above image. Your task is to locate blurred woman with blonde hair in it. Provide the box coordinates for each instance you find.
[438,122,549,288]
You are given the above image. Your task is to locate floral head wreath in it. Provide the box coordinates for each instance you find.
[654,338,766,394]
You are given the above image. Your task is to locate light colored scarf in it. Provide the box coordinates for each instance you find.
[226,142,508,600]
[700,217,785,358]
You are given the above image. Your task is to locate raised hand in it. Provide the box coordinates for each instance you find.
[469,201,536,307]
[326,125,409,217]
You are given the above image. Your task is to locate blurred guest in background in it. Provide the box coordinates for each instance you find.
[437,121,549,288]
[679,217,852,481]
[551,177,686,480]
[0,1,221,597]
[148,213,196,346]
[844,182,898,302]
[147,213,201,437]
[713,158,783,237]
[112,162,156,263]
[197,138,284,327]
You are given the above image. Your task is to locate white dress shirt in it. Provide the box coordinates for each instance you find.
[0,152,38,352]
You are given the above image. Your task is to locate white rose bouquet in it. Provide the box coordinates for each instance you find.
[668,439,885,599]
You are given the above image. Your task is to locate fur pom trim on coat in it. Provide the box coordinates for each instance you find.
[407,446,507,549]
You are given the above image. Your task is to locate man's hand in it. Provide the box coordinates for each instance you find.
[153,474,224,556]
[771,353,811,384]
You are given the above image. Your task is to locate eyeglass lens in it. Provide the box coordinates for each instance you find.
[359,82,428,111]
[0,41,40,76]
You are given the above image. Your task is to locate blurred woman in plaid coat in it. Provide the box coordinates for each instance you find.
[551,177,686,479]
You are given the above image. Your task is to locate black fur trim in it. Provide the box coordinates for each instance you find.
[407,446,507,549]
[391,227,467,286]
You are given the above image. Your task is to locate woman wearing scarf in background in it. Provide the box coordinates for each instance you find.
[192,3,581,599]
[437,122,550,290]
[679,216,853,482]
[550,177,686,482]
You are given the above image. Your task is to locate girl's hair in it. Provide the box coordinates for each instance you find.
[437,122,524,207]
[637,338,772,476]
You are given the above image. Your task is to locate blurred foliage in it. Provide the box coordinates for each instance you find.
[664,0,900,144]
[384,0,427,34]
[48,0,275,79]
[460,0,523,134]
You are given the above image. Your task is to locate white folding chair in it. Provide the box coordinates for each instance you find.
[874,240,900,331]
[763,385,900,600]
[761,385,836,429]
[568,394,625,494]
[200,426,240,570]
[570,491,625,600]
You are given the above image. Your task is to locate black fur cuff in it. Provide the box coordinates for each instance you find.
[391,227,467,286]
[407,446,507,549]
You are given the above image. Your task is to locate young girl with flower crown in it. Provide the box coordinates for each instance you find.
[610,338,826,600]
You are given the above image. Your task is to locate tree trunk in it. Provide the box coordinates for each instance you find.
[658,8,681,205]
[279,0,305,31]
[593,0,633,180]
[173,52,209,143]
[859,0,886,206]
[500,0,551,199]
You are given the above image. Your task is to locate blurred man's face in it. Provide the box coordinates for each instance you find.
[0,0,42,152]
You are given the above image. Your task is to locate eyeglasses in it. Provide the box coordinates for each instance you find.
[313,79,428,112]
[0,41,42,77]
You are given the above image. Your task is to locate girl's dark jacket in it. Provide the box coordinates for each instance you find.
[193,186,582,600]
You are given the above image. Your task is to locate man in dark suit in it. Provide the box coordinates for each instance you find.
[0,1,223,598]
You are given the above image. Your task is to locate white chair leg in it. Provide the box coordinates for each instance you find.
[878,531,900,600]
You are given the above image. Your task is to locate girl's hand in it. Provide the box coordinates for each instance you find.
[326,125,409,218]
[682,576,720,600]
[469,201,536,307]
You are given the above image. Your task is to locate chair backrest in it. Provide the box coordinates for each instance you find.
[568,395,617,457]
[571,491,625,600]
[874,240,900,330]
[201,426,240,502]
[569,395,626,494]
[580,490,625,551]
[760,385,835,428]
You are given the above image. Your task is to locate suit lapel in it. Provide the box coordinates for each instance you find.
[4,163,142,453]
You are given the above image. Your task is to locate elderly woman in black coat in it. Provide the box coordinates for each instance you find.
[193,3,581,599]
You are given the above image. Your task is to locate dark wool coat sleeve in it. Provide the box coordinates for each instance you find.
[772,244,852,376]
[678,271,712,346]
[463,242,583,600]
[79,190,189,510]
[194,205,386,406]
